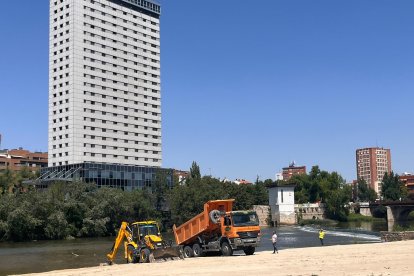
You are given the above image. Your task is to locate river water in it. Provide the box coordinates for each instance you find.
[0,221,387,275]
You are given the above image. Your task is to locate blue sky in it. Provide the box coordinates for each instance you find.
[0,0,413,182]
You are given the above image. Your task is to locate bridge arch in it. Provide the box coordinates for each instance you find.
[386,205,414,223]
[397,207,414,221]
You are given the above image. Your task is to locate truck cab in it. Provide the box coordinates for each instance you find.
[220,211,261,255]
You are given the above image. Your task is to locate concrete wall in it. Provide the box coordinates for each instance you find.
[252,205,270,227]
[358,202,372,216]
[295,203,326,220]
[381,231,414,242]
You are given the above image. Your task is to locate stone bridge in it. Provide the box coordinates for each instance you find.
[385,204,414,222]
[360,201,414,230]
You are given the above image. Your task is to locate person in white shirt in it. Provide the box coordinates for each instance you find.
[271,231,278,254]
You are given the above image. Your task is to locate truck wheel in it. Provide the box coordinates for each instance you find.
[140,248,151,263]
[221,241,233,256]
[183,245,194,258]
[243,246,255,255]
[192,243,203,257]
[127,245,139,263]
[209,209,221,224]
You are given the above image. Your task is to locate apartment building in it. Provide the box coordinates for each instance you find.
[43,0,169,189]
[356,147,391,195]
[282,162,306,181]
[399,173,414,196]
[0,148,48,173]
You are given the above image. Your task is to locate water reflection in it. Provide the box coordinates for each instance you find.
[337,220,388,232]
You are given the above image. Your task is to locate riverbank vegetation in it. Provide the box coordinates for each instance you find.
[347,213,385,222]
[393,224,414,231]
[0,163,268,242]
[0,163,411,241]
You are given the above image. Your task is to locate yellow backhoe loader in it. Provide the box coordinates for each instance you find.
[106,221,183,264]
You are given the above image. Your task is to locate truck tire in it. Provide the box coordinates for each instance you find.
[140,248,151,263]
[192,243,203,257]
[126,245,139,263]
[183,245,194,258]
[243,246,255,255]
[209,209,221,224]
[221,241,233,256]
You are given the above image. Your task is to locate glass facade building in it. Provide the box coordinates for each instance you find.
[39,162,172,190]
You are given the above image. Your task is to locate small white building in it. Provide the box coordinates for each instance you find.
[275,173,283,181]
[268,185,296,225]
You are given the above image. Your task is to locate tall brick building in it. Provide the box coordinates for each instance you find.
[356,147,391,195]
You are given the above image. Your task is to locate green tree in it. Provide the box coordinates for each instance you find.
[16,167,37,192]
[356,178,377,202]
[189,161,201,181]
[324,184,352,221]
[152,169,170,212]
[289,174,310,203]
[7,206,42,241]
[44,211,69,239]
[252,181,269,205]
[0,169,19,194]
[381,171,408,201]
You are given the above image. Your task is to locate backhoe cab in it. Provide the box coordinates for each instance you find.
[107,221,183,264]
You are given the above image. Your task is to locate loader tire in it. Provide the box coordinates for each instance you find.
[183,245,194,258]
[140,248,151,263]
[221,241,233,256]
[127,245,139,263]
[192,243,203,257]
[209,209,221,224]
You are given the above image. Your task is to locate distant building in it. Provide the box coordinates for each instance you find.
[174,170,189,185]
[0,148,48,173]
[399,173,414,195]
[275,172,283,181]
[234,179,252,185]
[356,147,391,195]
[282,162,306,181]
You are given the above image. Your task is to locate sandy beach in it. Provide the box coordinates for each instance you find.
[19,240,413,276]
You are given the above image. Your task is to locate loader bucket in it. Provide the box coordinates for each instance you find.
[150,246,184,262]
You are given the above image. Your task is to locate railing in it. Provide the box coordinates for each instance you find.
[120,0,161,15]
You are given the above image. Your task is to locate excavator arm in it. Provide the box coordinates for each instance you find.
[106,221,134,264]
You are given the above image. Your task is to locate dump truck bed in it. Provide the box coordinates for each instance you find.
[173,199,234,246]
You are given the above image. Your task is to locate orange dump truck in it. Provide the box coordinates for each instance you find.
[173,199,261,257]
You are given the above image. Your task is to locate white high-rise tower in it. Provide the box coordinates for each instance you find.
[48,0,162,168]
